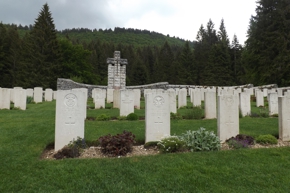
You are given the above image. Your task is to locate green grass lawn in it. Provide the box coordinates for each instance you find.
[1,99,289,192]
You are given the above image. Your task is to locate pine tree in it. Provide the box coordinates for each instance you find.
[26,3,61,89]
[243,0,290,86]
[230,34,243,84]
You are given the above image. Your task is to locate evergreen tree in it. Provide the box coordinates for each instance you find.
[26,3,61,89]
[243,0,290,86]
[178,41,194,84]
[230,34,243,84]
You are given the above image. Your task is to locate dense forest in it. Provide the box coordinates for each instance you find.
[0,0,289,90]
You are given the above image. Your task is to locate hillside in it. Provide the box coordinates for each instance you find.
[15,25,196,48]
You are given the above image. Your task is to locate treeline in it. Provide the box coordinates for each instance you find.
[0,0,289,90]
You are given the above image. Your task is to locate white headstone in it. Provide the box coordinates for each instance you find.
[53,91,57,100]
[26,88,34,97]
[0,88,11,109]
[113,89,120,108]
[44,88,53,101]
[263,89,268,97]
[256,90,264,107]
[191,89,201,107]
[268,93,278,115]
[106,89,114,103]
[168,88,176,114]
[178,88,187,109]
[145,90,170,143]
[239,92,251,117]
[55,89,85,151]
[217,92,239,142]
[14,88,27,110]
[204,90,216,119]
[133,89,141,109]
[120,89,134,116]
[34,87,43,103]
[93,88,105,109]
[279,92,290,141]
[200,87,205,101]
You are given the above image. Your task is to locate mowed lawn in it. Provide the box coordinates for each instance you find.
[0,99,290,192]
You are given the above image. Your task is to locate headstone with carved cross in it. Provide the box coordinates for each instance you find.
[107,51,128,89]
[145,90,170,143]
[55,89,85,151]
[217,90,239,142]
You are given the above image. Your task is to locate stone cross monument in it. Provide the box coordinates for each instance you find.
[107,51,128,89]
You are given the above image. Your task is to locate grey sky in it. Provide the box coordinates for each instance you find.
[0,0,257,44]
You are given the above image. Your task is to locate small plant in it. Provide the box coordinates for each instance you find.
[259,107,269,118]
[256,134,278,145]
[126,113,139,121]
[98,131,136,156]
[271,114,278,117]
[179,128,221,151]
[157,136,186,153]
[96,114,111,121]
[144,141,159,148]
[226,134,255,149]
[117,116,127,121]
[53,137,86,159]
[250,112,260,118]
[26,96,33,104]
[170,112,183,120]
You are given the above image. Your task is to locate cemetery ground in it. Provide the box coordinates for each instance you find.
[1,99,290,192]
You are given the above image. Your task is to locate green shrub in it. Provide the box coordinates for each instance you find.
[96,114,111,121]
[226,134,255,149]
[157,136,186,153]
[26,96,33,104]
[126,113,139,121]
[117,116,127,121]
[256,134,278,145]
[178,127,221,151]
[98,131,136,156]
[53,137,86,159]
[170,112,183,120]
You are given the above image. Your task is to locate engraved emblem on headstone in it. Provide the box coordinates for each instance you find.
[153,96,164,107]
[64,93,77,107]
[224,95,234,106]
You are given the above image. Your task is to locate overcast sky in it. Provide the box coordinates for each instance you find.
[0,0,257,45]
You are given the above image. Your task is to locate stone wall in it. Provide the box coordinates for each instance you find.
[57,78,107,97]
